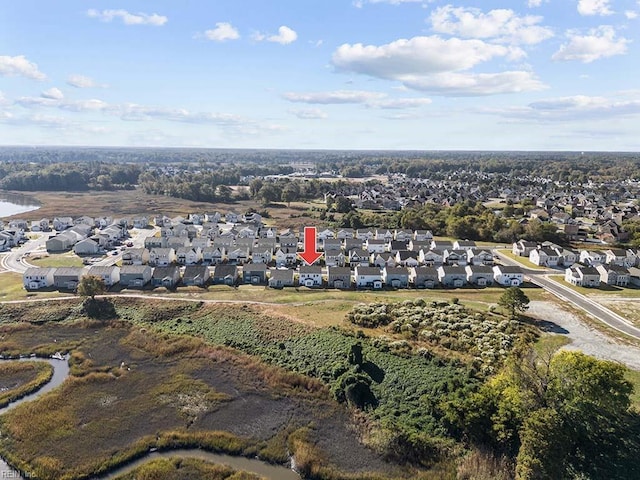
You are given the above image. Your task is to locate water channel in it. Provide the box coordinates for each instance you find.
[0,356,300,480]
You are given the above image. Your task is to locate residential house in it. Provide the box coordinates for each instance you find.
[122,248,150,266]
[512,240,538,257]
[225,212,240,224]
[375,229,394,241]
[228,248,250,264]
[565,266,601,287]
[46,232,77,252]
[394,229,413,242]
[383,267,409,288]
[579,250,606,266]
[437,266,467,288]
[356,229,375,241]
[167,236,190,250]
[213,237,234,250]
[268,268,295,288]
[317,228,335,241]
[413,230,433,242]
[176,247,202,266]
[243,263,268,285]
[151,266,181,288]
[388,240,407,254]
[53,267,86,290]
[554,248,578,267]
[144,236,167,249]
[431,240,454,251]
[183,265,210,286]
[348,249,370,267]
[202,246,224,265]
[23,267,56,290]
[465,265,494,286]
[354,266,383,289]
[493,265,524,286]
[409,267,438,289]
[419,249,444,266]
[370,252,396,269]
[87,266,120,287]
[119,265,152,288]
[191,237,210,250]
[604,249,632,267]
[325,249,346,267]
[395,250,420,268]
[344,238,363,252]
[132,216,149,229]
[212,265,239,286]
[322,238,342,251]
[365,239,387,254]
[149,248,176,267]
[278,235,298,249]
[453,240,477,249]
[596,264,630,286]
[238,225,258,239]
[299,266,323,287]
[275,248,297,267]
[252,247,273,264]
[327,267,352,289]
[628,267,640,287]
[336,228,354,240]
[443,249,468,266]
[467,249,494,266]
[53,217,73,231]
[73,238,100,256]
[529,248,559,267]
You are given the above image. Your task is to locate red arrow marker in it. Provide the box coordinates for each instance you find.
[299,226,323,265]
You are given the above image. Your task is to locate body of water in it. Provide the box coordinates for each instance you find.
[0,192,40,218]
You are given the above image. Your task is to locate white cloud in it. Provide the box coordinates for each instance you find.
[485,93,640,122]
[41,88,64,100]
[253,26,298,45]
[86,9,168,26]
[283,90,386,104]
[204,22,240,42]
[67,74,106,89]
[282,90,433,108]
[552,26,629,63]
[288,108,329,119]
[577,0,613,16]
[401,71,546,95]
[330,36,542,96]
[0,55,46,80]
[527,0,546,7]
[625,10,638,19]
[430,6,554,45]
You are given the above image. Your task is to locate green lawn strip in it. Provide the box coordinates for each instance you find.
[498,251,547,270]
[0,361,53,408]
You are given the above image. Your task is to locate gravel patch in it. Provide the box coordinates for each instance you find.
[528,301,640,370]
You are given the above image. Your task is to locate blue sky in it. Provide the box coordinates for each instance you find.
[1,0,639,150]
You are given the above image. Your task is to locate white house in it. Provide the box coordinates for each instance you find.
[298,266,323,287]
[565,266,601,287]
[354,266,383,289]
[529,248,559,267]
[23,267,56,290]
[87,265,120,287]
[492,265,524,286]
[73,238,101,256]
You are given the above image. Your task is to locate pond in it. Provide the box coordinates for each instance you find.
[0,192,40,218]
[0,356,301,480]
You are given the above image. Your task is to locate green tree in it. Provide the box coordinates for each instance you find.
[498,287,530,319]
[257,183,280,206]
[334,196,352,213]
[77,275,106,300]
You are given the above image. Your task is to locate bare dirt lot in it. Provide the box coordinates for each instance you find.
[527,300,640,370]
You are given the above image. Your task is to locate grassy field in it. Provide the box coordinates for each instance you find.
[0,361,53,408]
[113,457,263,480]
[498,250,547,270]
[29,252,84,268]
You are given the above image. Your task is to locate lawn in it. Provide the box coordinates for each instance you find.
[547,275,640,299]
[29,252,84,268]
[498,250,547,270]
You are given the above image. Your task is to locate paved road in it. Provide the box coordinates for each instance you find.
[494,249,640,341]
[0,234,50,274]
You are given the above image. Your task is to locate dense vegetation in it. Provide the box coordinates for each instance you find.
[347,300,535,372]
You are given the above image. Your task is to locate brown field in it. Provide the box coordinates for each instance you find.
[0,361,53,408]
[4,190,331,229]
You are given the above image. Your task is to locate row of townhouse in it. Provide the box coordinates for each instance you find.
[514,239,640,270]
[23,264,525,292]
[565,264,640,288]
